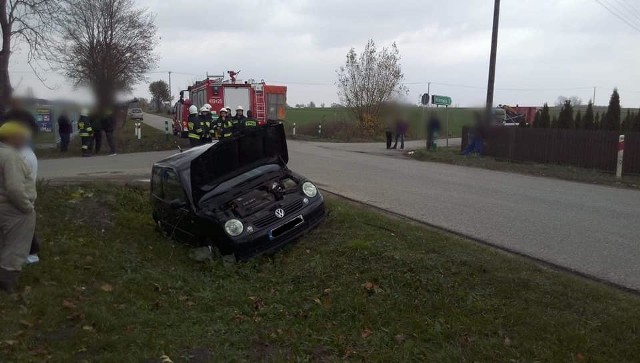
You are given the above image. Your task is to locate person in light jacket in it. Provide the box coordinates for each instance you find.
[0,122,37,293]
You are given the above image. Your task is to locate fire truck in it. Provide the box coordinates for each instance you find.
[172,73,287,137]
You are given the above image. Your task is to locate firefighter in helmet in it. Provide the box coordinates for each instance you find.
[77,108,94,157]
[243,110,259,128]
[199,104,213,143]
[234,106,247,123]
[187,105,203,147]
[217,107,234,139]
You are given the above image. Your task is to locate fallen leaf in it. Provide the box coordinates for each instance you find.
[395,334,406,343]
[313,297,322,305]
[361,329,372,339]
[82,325,94,332]
[62,300,77,309]
[100,284,114,292]
[362,282,375,291]
[576,353,586,362]
[504,337,512,346]
[185,301,196,308]
[20,320,33,328]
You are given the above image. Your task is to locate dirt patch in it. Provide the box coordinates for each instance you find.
[70,195,115,231]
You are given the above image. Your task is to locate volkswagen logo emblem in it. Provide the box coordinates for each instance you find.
[275,208,285,219]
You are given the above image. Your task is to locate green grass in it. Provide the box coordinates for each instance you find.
[35,121,189,159]
[1,184,640,362]
[411,147,640,190]
[285,107,473,140]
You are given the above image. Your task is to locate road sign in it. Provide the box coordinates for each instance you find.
[432,95,452,106]
[421,93,430,106]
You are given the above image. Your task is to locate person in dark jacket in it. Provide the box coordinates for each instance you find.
[58,112,72,152]
[426,112,442,151]
[391,118,408,150]
[103,110,117,156]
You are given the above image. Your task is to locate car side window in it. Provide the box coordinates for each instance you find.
[151,167,163,198]
[163,169,185,203]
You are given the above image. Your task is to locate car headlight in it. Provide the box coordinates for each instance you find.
[302,182,318,198]
[224,219,244,237]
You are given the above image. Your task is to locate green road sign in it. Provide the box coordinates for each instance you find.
[432,95,452,106]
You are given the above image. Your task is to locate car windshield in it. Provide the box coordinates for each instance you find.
[199,164,281,203]
[131,108,142,113]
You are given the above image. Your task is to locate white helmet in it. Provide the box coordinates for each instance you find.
[203,104,212,112]
[236,105,244,111]
[199,106,208,113]
[80,108,89,117]
[225,106,232,112]
[219,107,228,114]
[189,105,198,115]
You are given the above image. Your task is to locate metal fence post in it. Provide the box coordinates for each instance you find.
[293,123,296,136]
[617,135,625,178]
[165,120,169,141]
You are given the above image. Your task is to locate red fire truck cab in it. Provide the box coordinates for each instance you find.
[172,76,287,137]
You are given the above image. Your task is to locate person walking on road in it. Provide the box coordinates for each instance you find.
[391,117,408,150]
[384,117,393,149]
[58,111,72,152]
[0,122,37,293]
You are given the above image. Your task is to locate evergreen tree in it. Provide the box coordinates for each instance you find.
[557,100,574,129]
[595,112,601,129]
[551,116,558,128]
[575,110,582,130]
[537,103,551,128]
[603,89,621,131]
[634,112,640,132]
[583,102,595,130]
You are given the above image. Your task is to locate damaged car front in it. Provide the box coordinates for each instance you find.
[151,124,325,260]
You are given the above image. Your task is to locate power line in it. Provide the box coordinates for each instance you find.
[594,0,640,33]
[613,0,640,22]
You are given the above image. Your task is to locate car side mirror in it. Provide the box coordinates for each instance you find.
[169,199,187,209]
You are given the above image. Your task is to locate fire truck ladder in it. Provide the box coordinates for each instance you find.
[255,88,266,122]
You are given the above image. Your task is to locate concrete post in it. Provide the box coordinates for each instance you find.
[617,135,625,178]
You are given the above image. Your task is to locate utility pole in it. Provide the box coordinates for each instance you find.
[427,82,431,107]
[168,71,173,99]
[485,0,501,115]
[593,86,597,105]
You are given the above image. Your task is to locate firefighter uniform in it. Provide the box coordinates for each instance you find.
[187,113,204,147]
[200,113,212,143]
[243,110,259,128]
[216,108,234,139]
[77,113,93,157]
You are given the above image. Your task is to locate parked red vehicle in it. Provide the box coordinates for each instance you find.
[172,74,287,137]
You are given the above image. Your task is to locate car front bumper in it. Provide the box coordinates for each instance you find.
[228,196,326,261]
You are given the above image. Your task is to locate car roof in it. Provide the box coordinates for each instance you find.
[154,142,218,172]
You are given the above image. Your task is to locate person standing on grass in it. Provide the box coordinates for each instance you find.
[57,111,72,152]
[0,122,37,293]
[391,117,408,150]
[103,109,117,156]
[427,112,442,151]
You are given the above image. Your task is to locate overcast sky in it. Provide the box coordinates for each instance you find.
[8,0,640,107]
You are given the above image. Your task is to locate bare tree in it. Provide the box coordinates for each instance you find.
[53,0,157,108]
[556,96,583,107]
[336,40,407,133]
[0,0,61,105]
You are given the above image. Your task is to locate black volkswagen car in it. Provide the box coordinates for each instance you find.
[151,124,325,260]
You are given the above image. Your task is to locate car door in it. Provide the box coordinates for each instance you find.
[162,168,197,243]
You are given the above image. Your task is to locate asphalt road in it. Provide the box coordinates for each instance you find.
[39,113,640,290]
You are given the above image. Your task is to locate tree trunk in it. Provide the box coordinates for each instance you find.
[0,0,12,107]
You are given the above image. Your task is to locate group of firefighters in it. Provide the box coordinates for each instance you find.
[187,104,260,146]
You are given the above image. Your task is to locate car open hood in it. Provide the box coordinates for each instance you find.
[190,124,289,203]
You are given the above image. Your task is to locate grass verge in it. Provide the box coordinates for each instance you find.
[411,147,640,190]
[35,121,189,160]
[1,184,639,362]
